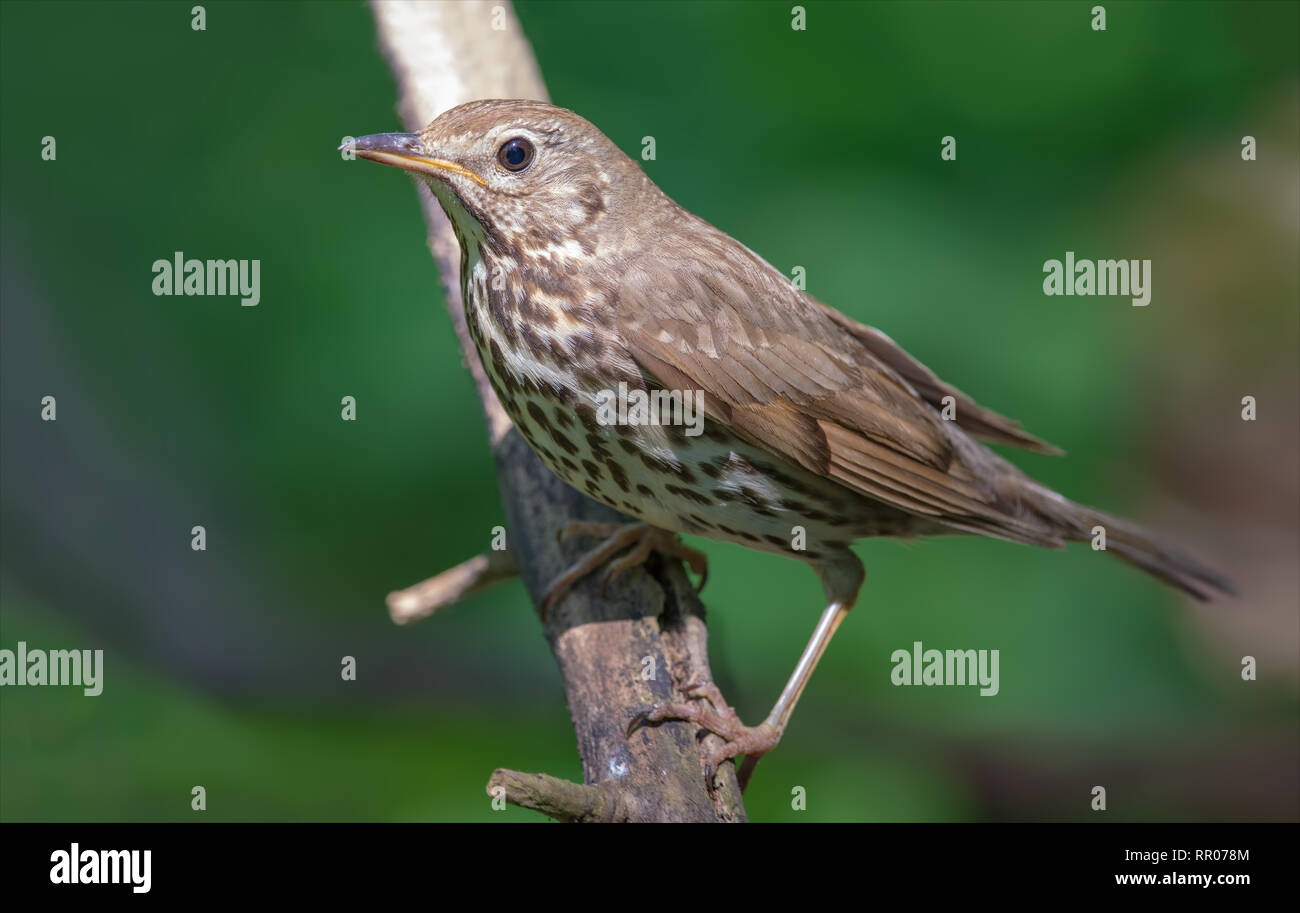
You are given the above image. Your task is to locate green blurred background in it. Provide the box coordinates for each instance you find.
[1,0,1296,822]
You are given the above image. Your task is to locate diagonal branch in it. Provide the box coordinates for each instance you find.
[368,0,744,822]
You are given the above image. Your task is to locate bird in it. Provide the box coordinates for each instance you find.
[347,99,1233,791]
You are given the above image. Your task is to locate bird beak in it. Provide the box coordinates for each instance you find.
[345,133,487,186]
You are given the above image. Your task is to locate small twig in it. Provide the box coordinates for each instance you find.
[387,550,519,624]
[487,769,634,823]
[486,769,611,821]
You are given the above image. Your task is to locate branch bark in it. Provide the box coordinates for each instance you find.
[369,0,745,822]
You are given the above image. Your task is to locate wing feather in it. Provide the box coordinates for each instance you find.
[614,241,1058,544]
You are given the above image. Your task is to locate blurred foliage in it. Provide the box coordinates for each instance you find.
[1,1,1296,821]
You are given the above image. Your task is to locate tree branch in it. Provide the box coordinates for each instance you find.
[387,550,518,625]
[368,0,745,822]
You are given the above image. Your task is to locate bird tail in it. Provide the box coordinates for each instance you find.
[1014,480,1236,601]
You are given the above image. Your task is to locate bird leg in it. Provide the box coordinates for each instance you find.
[630,599,852,792]
[539,521,708,619]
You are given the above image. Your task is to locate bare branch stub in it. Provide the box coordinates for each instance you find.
[387,550,518,625]
[368,0,744,821]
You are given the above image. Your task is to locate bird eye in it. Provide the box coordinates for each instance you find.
[497,137,534,172]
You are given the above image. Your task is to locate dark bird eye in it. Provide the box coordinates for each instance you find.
[497,137,534,172]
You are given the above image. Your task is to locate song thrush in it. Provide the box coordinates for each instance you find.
[349,100,1233,790]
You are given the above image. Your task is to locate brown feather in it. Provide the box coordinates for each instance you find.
[614,238,1058,545]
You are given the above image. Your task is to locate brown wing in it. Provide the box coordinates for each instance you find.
[613,237,1061,546]
[813,306,1063,456]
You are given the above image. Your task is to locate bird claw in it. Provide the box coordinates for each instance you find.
[626,711,650,738]
[538,522,709,618]
[627,680,779,792]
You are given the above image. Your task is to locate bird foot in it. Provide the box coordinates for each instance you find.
[538,522,708,619]
[628,681,781,792]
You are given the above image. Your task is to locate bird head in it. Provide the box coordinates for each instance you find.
[347,99,640,248]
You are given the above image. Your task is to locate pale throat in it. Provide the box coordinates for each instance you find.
[428,178,603,412]
[428,180,539,402]
[428,180,491,317]
[428,180,488,256]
